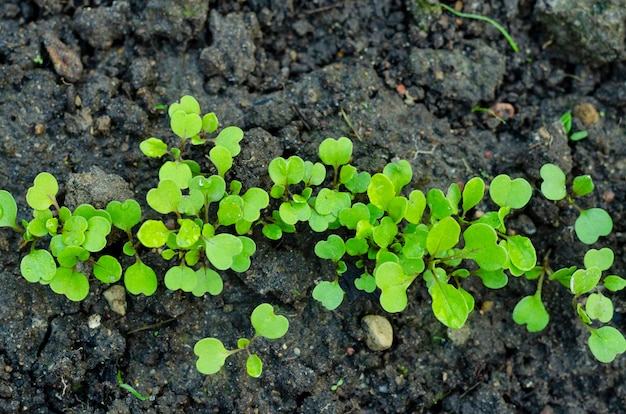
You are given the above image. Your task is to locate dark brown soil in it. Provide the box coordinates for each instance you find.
[1,1,626,413]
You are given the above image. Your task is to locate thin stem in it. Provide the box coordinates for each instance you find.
[439,3,519,52]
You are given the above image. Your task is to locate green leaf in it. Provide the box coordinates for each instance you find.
[372,216,398,249]
[304,161,327,186]
[549,266,577,288]
[539,163,566,201]
[588,326,626,363]
[169,95,201,116]
[344,171,371,194]
[93,255,122,283]
[604,275,626,292]
[367,173,396,211]
[83,216,111,252]
[575,208,612,244]
[26,172,58,210]
[505,235,537,272]
[427,188,455,220]
[383,160,412,194]
[146,179,182,214]
[124,260,158,296]
[572,175,594,197]
[49,268,89,301]
[318,137,353,168]
[314,234,345,262]
[21,249,57,283]
[139,137,168,158]
[246,354,263,378]
[241,188,270,222]
[159,161,192,189]
[584,248,614,271]
[61,216,88,246]
[205,233,243,270]
[164,264,198,292]
[512,294,549,332]
[312,280,344,310]
[262,223,283,240]
[354,273,377,293]
[570,267,602,295]
[426,216,460,256]
[217,195,244,225]
[107,200,142,231]
[189,175,226,203]
[489,174,532,209]
[461,177,485,216]
[375,261,414,313]
[430,281,469,329]
[209,146,233,177]
[315,188,351,216]
[405,190,426,224]
[0,190,18,229]
[202,112,219,133]
[268,156,305,186]
[192,267,223,296]
[194,338,231,375]
[176,219,201,249]
[586,293,613,323]
[475,269,508,289]
[338,203,370,229]
[170,110,202,140]
[251,303,289,339]
[570,130,588,142]
[137,220,170,248]
[230,236,256,272]
[387,196,408,223]
[215,126,244,156]
[461,223,507,271]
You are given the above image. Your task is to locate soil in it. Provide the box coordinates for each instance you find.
[1,0,626,413]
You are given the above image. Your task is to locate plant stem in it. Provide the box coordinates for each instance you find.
[439,3,519,52]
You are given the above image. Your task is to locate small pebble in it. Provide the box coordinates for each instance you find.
[362,315,393,351]
[103,285,127,316]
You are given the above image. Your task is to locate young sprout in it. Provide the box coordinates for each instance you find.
[194,303,289,377]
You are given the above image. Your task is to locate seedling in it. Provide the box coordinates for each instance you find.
[139,95,268,296]
[560,111,589,142]
[194,303,289,377]
[0,173,143,301]
[117,370,154,401]
[438,3,519,52]
[540,163,612,244]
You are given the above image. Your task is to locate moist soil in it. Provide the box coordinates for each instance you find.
[1,1,626,413]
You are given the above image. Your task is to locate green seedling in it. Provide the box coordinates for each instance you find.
[117,370,154,401]
[331,378,344,391]
[438,3,519,52]
[540,163,612,244]
[139,96,267,297]
[560,111,589,142]
[194,303,289,377]
[0,172,142,301]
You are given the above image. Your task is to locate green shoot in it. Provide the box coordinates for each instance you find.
[438,3,519,52]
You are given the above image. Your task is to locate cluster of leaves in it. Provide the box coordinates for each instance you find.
[539,163,612,244]
[266,137,540,331]
[268,137,625,363]
[194,303,288,377]
[560,111,588,142]
[138,95,268,297]
[0,173,143,301]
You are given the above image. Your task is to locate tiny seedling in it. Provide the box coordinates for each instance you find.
[331,378,344,391]
[438,3,519,52]
[540,163,612,244]
[560,111,589,142]
[117,370,154,401]
[194,303,289,377]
